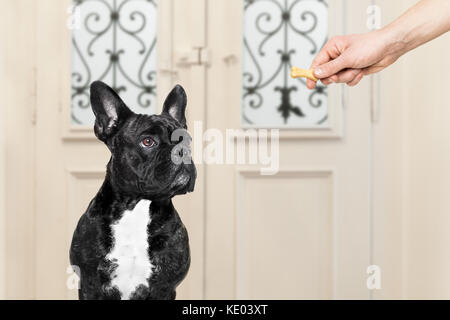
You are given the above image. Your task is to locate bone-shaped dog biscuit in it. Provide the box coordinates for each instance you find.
[290,66,318,82]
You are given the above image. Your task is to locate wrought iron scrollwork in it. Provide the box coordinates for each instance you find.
[71,0,157,125]
[243,0,328,126]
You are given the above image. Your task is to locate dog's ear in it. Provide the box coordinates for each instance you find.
[90,81,133,142]
[162,85,187,127]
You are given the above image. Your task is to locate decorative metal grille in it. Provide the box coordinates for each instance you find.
[243,0,328,127]
[71,0,157,125]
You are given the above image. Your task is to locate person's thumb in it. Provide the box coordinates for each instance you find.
[314,55,348,79]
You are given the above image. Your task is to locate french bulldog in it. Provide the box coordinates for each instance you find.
[70,81,196,300]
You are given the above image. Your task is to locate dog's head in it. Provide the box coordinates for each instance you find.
[90,81,196,200]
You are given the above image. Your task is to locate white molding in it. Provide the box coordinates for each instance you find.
[62,127,97,141]
[234,167,337,299]
[67,168,106,180]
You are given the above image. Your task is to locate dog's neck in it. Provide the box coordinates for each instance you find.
[89,176,174,220]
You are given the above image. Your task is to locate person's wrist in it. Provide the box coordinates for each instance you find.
[378,23,409,57]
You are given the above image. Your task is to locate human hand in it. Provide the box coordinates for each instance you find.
[307,30,405,89]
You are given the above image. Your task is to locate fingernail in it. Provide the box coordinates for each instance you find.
[314,68,322,76]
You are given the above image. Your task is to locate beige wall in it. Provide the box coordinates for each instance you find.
[401,11,450,299]
[0,0,37,299]
[372,0,410,299]
[372,0,450,299]
[0,8,7,299]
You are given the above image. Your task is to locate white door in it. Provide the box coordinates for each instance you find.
[201,0,374,299]
[34,0,205,299]
[32,0,373,300]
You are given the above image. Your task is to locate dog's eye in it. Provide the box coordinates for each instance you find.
[141,137,156,148]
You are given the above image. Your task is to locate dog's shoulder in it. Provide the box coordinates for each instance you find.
[69,197,113,269]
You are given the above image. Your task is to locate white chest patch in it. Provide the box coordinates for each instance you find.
[106,199,153,300]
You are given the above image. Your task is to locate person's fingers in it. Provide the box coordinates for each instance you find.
[307,37,346,89]
[314,54,349,79]
[362,65,385,76]
[347,73,364,87]
[307,44,334,90]
[320,69,364,86]
[306,79,317,89]
[321,78,333,86]
[310,47,332,69]
[332,68,361,83]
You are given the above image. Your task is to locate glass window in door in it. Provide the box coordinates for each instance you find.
[243,0,328,128]
[71,0,158,125]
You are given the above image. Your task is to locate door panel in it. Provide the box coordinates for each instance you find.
[205,0,372,299]
[236,170,333,299]
[35,0,205,299]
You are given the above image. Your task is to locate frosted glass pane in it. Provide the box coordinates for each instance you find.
[243,0,328,128]
[71,0,157,125]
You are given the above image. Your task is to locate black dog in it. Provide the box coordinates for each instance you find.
[70,81,196,300]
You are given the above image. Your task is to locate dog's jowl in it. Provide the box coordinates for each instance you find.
[70,81,196,300]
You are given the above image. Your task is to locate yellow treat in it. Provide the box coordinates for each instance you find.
[290,66,318,82]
